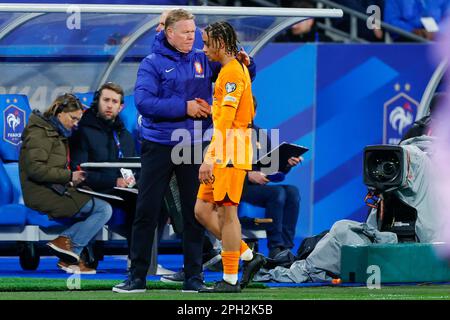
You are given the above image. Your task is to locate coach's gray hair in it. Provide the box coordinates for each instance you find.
[165,9,195,31]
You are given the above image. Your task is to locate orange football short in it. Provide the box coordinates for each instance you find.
[197,166,247,206]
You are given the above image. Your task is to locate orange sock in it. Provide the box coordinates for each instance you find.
[221,251,240,276]
[240,240,249,256]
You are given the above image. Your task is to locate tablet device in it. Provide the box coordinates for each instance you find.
[256,142,308,172]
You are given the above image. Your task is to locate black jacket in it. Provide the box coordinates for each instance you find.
[69,107,137,193]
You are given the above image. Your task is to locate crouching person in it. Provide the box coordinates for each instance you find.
[19,93,113,274]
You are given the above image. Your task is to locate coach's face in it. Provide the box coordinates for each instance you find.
[166,19,195,53]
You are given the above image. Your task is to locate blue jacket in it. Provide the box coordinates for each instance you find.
[135,31,256,146]
[385,0,450,32]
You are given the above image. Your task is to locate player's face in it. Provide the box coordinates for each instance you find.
[166,19,195,53]
[202,31,221,62]
[97,88,123,121]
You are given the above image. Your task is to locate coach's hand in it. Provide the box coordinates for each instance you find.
[236,47,250,66]
[187,99,211,118]
[199,162,214,184]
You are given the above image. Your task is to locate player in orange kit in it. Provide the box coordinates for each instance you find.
[195,21,265,293]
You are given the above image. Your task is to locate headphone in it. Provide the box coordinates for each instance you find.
[90,82,125,111]
[53,93,82,116]
[91,89,101,111]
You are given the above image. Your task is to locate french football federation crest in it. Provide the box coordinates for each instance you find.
[3,104,26,146]
[383,92,418,145]
[225,82,236,94]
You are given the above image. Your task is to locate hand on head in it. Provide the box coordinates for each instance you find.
[236,47,250,66]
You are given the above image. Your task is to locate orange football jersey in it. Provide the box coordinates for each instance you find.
[205,59,255,170]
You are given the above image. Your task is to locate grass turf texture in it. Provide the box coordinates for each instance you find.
[0,278,448,300]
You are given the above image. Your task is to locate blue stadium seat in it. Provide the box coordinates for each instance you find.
[0,94,33,228]
[1,162,70,229]
[0,162,26,226]
[0,204,27,227]
[238,202,268,242]
[122,95,139,138]
[74,92,94,109]
[0,94,32,161]
[0,159,13,206]
[238,201,266,219]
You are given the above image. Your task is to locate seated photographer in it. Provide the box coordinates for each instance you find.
[69,82,137,249]
[19,93,113,274]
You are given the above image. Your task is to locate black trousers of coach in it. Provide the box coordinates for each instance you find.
[129,140,205,281]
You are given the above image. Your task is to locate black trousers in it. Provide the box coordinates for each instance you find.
[130,140,205,280]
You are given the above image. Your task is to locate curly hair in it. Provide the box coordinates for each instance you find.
[204,21,239,56]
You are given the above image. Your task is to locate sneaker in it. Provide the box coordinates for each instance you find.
[162,269,205,283]
[161,269,185,283]
[202,248,222,270]
[240,253,266,289]
[57,260,96,275]
[112,278,146,293]
[199,280,241,293]
[182,275,209,293]
[156,264,176,276]
[47,236,79,264]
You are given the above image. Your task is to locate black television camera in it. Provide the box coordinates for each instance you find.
[363,145,418,242]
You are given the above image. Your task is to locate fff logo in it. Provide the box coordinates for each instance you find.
[383,89,418,145]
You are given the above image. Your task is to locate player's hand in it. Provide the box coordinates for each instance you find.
[248,171,269,185]
[199,162,214,184]
[287,156,303,168]
[195,97,210,109]
[236,47,251,66]
[187,99,211,118]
